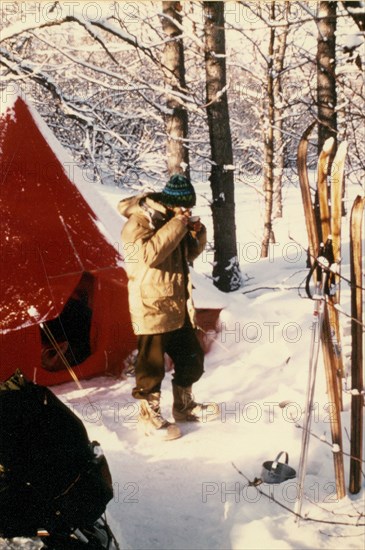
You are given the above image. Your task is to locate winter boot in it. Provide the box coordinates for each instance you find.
[138,392,181,441]
[172,384,220,422]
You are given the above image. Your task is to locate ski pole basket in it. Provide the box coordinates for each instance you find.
[261,451,296,484]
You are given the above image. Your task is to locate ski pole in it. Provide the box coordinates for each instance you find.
[295,252,330,522]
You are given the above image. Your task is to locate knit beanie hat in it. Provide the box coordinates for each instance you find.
[159,174,196,208]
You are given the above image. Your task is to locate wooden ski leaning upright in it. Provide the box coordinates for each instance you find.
[320,309,346,499]
[317,139,346,499]
[297,122,319,264]
[297,126,346,500]
[331,142,348,294]
[318,141,347,408]
[349,195,365,495]
[330,142,348,376]
[317,137,334,243]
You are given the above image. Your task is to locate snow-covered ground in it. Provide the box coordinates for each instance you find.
[2,176,364,550]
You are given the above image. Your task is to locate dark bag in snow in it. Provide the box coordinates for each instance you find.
[0,370,113,538]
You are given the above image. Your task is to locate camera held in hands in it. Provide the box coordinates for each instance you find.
[188,215,201,231]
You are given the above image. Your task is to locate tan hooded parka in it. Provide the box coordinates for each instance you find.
[118,194,207,335]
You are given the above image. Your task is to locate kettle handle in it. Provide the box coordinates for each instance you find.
[271,451,289,470]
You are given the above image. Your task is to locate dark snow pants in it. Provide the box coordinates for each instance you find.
[132,317,205,399]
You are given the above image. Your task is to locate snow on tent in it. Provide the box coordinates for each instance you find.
[0,93,137,386]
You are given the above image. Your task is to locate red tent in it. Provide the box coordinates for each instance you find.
[0,94,137,385]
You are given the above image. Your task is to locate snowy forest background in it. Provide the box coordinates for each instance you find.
[1,0,364,291]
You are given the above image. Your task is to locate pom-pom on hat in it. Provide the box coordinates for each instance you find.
[159,174,196,208]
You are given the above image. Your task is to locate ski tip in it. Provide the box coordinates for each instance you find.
[322,137,335,153]
[337,141,348,153]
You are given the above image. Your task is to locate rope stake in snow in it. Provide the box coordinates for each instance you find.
[295,247,331,523]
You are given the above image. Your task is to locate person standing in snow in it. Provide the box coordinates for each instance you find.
[118,175,219,440]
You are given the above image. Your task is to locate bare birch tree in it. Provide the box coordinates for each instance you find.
[260,1,290,257]
[272,2,290,219]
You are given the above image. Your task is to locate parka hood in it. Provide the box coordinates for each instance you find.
[117,194,143,219]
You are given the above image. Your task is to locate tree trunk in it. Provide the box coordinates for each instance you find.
[203,1,242,292]
[272,1,290,220]
[161,1,189,177]
[317,1,337,154]
[261,2,276,258]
